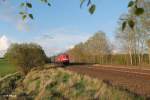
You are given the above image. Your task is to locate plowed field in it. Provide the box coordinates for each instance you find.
[67,65,150,98]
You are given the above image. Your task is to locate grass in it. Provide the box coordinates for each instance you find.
[0,58,17,77]
[0,72,22,99]
[0,66,146,99]
[13,68,145,100]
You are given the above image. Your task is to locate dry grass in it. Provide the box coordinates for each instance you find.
[12,68,145,100]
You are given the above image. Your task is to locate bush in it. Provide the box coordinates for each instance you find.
[45,56,51,63]
[5,43,46,74]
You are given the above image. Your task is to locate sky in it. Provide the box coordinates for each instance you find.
[0,0,129,57]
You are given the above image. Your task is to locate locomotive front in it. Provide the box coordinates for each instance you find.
[56,54,70,65]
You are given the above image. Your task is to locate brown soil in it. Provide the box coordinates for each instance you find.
[66,65,150,98]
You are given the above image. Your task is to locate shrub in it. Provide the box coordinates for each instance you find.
[0,73,22,95]
[5,43,46,74]
[45,56,51,63]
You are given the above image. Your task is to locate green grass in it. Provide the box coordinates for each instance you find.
[0,58,17,77]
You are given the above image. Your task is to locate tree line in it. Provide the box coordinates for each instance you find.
[67,0,150,66]
[67,31,150,66]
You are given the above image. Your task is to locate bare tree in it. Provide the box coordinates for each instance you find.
[68,31,111,64]
[147,40,150,64]
[116,0,150,65]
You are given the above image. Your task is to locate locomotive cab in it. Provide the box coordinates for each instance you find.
[56,54,70,65]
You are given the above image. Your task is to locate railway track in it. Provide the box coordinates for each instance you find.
[66,65,150,97]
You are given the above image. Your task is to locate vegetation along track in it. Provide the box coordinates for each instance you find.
[66,65,150,98]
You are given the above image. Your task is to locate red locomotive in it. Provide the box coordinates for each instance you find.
[56,53,70,65]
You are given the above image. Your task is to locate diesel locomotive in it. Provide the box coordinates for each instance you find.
[55,53,70,65]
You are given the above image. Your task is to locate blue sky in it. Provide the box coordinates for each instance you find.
[0,0,129,56]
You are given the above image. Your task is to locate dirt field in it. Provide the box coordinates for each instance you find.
[66,65,150,98]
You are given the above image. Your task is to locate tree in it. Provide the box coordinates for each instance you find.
[85,31,111,64]
[116,0,150,65]
[116,20,135,65]
[68,31,111,64]
[147,39,150,64]
[122,0,145,31]
[68,43,86,63]
[5,43,46,74]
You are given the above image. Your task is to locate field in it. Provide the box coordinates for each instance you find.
[0,68,145,99]
[67,65,150,98]
[0,61,149,99]
[0,58,17,77]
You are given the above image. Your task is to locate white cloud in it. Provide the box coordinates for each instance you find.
[0,35,10,50]
[68,45,75,49]
[0,28,92,57]
[34,28,92,56]
[0,35,11,57]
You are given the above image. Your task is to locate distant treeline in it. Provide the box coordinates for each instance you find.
[67,31,150,66]
[68,53,150,66]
